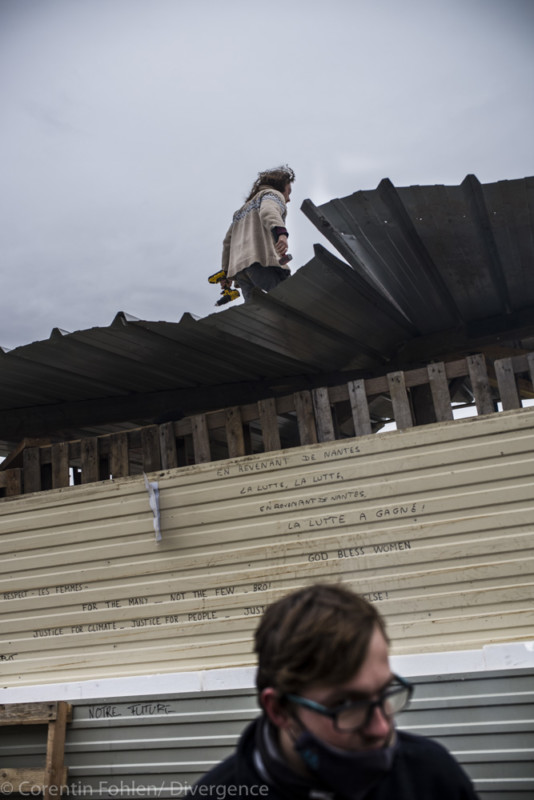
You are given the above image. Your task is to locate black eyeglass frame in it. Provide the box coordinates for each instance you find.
[284,673,413,733]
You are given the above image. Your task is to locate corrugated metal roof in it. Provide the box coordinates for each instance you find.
[0,247,414,454]
[0,244,407,393]
[1,175,533,455]
[302,174,534,335]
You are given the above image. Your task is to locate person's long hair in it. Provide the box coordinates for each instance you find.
[244,165,295,203]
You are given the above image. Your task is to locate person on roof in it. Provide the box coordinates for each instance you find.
[189,583,480,800]
[220,165,295,303]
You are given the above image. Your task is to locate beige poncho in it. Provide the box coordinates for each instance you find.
[221,186,289,279]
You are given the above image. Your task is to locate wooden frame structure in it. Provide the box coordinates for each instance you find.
[0,702,71,800]
[0,352,532,498]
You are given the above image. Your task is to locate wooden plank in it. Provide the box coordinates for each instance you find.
[427,362,454,422]
[225,407,246,458]
[347,379,372,436]
[141,426,161,473]
[6,468,22,497]
[387,371,413,429]
[0,768,47,792]
[44,702,70,800]
[294,390,318,445]
[312,387,335,443]
[109,432,129,478]
[159,422,178,470]
[22,447,41,494]
[0,438,50,472]
[191,414,211,463]
[51,443,70,489]
[170,357,475,436]
[328,357,471,406]
[467,354,495,415]
[0,702,58,724]
[258,397,281,452]
[80,438,99,484]
[495,357,521,410]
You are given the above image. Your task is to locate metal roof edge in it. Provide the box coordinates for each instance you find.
[111,311,141,327]
[50,328,71,340]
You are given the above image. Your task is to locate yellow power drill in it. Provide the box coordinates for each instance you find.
[208,270,241,306]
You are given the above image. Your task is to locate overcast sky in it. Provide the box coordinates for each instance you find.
[1,0,533,351]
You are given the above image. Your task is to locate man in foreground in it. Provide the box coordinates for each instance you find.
[192,583,479,799]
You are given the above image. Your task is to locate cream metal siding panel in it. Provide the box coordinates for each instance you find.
[1,408,533,685]
[1,669,532,799]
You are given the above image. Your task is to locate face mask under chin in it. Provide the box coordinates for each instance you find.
[293,726,398,800]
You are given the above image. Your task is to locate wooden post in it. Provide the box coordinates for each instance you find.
[80,438,99,484]
[191,414,211,463]
[387,371,413,429]
[23,447,41,493]
[312,387,336,443]
[51,443,70,489]
[258,397,281,452]
[294,390,318,445]
[348,379,372,436]
[225,407,246,458]
[159,422,178,470]
[6,468,23,497]
[109,432,129,478]
[467,354,495,415]
[494,357,521,410]
[141,425,161,473]
[427,362,454,421]
[44,702,70,800]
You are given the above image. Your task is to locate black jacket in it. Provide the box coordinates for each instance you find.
[190,717,479,800]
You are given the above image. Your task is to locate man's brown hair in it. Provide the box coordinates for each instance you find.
[254,583,388,696]
[245,165,295,203]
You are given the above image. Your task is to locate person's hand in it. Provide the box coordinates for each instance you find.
[275,235,288,256]
[220,276,232,289]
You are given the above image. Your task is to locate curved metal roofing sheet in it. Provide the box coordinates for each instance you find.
[302,174,534,334]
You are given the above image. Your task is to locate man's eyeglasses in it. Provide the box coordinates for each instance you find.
[285,674,413,733]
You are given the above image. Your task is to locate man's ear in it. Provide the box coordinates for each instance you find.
[260,687,293,730]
